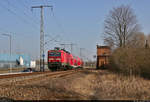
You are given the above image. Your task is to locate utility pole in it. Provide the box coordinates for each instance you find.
[31,5,53,72]
[80,48,84,59]
[70,43,76,54]
[2,33,12,73]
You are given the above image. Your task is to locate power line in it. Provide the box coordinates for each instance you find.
[45,34,61,46]
[0,1,39,31]
[0,2,26,23]
[17,0,29,9]
[51,9,66,36]
[3,0,39,28]
[44,0,50,5]
[60,43,76,54]
[15,0,40,24]
[47,7,68,43]
[43,0,47,5]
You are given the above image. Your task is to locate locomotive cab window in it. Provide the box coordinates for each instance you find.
[49,52,61,56]
[49,52,55,56]
[55,52,61,56]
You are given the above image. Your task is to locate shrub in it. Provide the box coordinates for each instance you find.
[109,47,150,79]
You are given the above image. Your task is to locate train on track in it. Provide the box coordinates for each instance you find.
[47,47,83,71]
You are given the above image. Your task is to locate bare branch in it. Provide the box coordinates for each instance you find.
[103,5,140,48]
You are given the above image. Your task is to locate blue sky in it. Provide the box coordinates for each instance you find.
[0,0,150,61]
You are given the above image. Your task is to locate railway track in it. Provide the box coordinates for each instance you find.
[0,70,81,85]
[0,69,83,100]
[0,71,50,79]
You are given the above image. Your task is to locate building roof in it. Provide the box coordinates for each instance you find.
[97,45,110,49]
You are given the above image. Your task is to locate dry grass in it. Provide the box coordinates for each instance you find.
[68,70,150,100]
[93,70,150,100]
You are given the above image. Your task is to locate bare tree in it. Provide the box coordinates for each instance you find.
[103,5,140,48]
[127,32,146,48]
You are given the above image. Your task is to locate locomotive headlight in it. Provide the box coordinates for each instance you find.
[56,58,61,60]
[49,58,54,60]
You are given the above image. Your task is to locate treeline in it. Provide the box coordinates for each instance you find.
[103,5,150,79]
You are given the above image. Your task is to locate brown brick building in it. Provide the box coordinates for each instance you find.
[96,45,111,69]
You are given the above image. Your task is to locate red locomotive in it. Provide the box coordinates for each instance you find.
[47,47,83,71]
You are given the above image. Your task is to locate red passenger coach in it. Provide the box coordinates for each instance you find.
[69,54,74,67]
[48,47,83,71]
[77,57,82,67]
